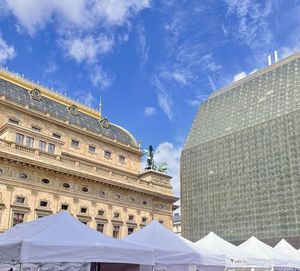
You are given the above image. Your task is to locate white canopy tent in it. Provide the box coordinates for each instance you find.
[195,232,272,270]
[274,239,300,259]
[124,220,225,271]
[0,211,154,266]
[239,236,300,269]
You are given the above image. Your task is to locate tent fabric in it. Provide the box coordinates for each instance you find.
[0,211,154,265]
[195,232,272,268]
[274,239,300,259]
[123,220,225,267]
[239,236,300,268]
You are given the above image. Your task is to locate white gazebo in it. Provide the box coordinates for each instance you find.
[274,239,300,259]
[0,211,154,270]
[124,220,225,271]
[195,232,272,270]
[239,236,300,269]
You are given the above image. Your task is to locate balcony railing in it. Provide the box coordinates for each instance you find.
[0,139,57,158]
[15,144,35,154]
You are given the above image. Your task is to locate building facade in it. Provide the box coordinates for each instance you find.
[173,213,181,235]
[0,68,177,238]
[181,52,300,247]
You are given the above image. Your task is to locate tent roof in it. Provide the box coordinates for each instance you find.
[0,211,153,265]
[274,239,300,259]
[196,232,248,257]
[239,236,299,268]
[195,232,271,268]
[124,220,225,266]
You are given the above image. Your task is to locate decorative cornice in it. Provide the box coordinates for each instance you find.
[0,154,177,203]
[35,208,53,214]
[11,204,30,212]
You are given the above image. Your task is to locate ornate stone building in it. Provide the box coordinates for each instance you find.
[0,68,177,238]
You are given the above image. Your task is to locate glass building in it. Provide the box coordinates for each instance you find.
[181,53,300,247]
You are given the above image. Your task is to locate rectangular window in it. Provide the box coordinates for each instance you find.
[114,212,120,218]
[119,155,126,164]
[16,196,25,204]
[26,137,34,148]
[40,201,48,207]
[98,210,105,216]
[61,204,68,210]
[32,126,41,132]
[104,150,111,159]
[128,227,134,235]
[142,217,147,223]
[88,145,96,153]
[52,133,61,139]
[39,140,46,151]
[71,139,79,148]
[113,225,120,238]
[9,118,19,125]
[80,207,87,213]
[48,143,55,154]
[16,133,24,145]
[97,223,104,233]
[13,213,24,226]
[128,215,134,221]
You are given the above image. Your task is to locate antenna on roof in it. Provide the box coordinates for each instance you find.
[99,96,102,119]
[268,55,272,66]
[274,50,279,63]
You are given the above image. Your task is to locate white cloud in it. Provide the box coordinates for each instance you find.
[4,0,151,34]
[154,142,182,197]
[90,66,114,90]
[201,54,222,72]
[94,0,151,26]
[172,70,188,85]
[0,34,15,65]
[44,61,57,74]
[208,75,216,90]
[154,77,174,120]
[158,90,173,121]
[225,0,274,52]
[63,35,113,64]
[281,43,300,59]
[233,71,247,82]
[232,69,257,82]
[81,92,96,106]
[5,0,54,34]
[226,0,252,17]
[3,0,151,89]
[144,106,156,116]
[136,23,149,67]
[187,94,208,106]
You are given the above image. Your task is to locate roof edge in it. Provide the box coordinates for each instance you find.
[209,51,300,99]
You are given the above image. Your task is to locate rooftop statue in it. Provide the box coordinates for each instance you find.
[144,145,168,173]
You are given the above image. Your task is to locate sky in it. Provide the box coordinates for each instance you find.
[1,0,300,200]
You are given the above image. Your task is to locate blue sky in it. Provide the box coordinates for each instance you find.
[1,0,300,198]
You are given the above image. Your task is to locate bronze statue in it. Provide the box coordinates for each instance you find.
[144,145,168,172]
